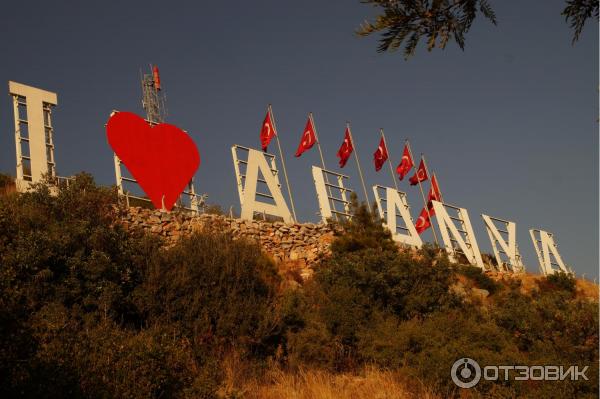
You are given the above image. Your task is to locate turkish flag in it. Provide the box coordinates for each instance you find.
[409,159,428,186]
[396,144,414,180]
[373,137,388,171]
[295,117,317,157]
[260,109,277,152]
[337,127,354,168]
[427,174,442,215]
[415,207,431,234]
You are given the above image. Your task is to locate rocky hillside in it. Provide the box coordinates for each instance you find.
[0,174,597,399]
[119,206,599,302]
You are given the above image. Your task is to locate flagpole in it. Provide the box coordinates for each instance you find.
[422,155,443,244]
[311,113,328,172]
[380,128,399,191]
[310,113,337,222]
[347,122,370,207]
[406,142,439,246]
[269,104,297,223]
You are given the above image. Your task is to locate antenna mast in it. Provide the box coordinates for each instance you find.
[141,64,166,123]
[135,64,205,213]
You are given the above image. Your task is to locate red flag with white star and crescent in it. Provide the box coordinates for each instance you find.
[427,174,442,215]
[415,207,431,234]
[337,127,354,168]
[373,137,388,171]
[295,116,317,157]
[396,144,414,180]
[260,108,277,152]
[409,158,428,186]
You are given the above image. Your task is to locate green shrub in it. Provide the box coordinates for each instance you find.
[490,285,599,397]
[0,175,282,397]
[284,196,598,397]
[543,271,577,294]
[330,193,397,254]
[457,264,500,294]
[285,198,462,371]
[135,230,281,359]
[0,173,13,189]
[0,175,597,398]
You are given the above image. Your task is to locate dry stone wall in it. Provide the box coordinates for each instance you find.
[119,207,338,279]
[116,207,600,299]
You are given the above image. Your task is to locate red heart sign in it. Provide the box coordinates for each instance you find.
[106,112,200,211]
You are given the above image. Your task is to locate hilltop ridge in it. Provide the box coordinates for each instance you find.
[0,174,597,398]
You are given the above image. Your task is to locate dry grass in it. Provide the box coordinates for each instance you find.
[244,368,439,399]
[489,272,599,302]
[218,354,440,399]
[575,277,599,300]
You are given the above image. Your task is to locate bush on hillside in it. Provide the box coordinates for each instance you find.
[284,198,462,370]
[0,174,282,398]
[0,173,13,189]
[330,193,398,254]
[283,197,598,397]
[135,231,281,359]
[456,264,500,294]
[0,175,597,398]
[542,270,577,294]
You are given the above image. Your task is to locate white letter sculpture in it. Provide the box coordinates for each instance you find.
[231,146,293,223]
[482,214,525,272]
[9,81,58,191]
[431,200,485,268]
[373,185,422,247]
[312,166,352,223]
[529,229,569,275]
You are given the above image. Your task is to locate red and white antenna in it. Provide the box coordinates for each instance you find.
[141,64,166,123]
[152,65,161,91]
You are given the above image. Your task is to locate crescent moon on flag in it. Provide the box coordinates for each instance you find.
[416,216,425,227]
[302,131,311,146]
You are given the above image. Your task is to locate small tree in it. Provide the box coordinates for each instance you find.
[331,193,397,254]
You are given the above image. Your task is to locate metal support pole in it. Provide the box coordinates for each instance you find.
[380,129,399,191]
[269,105,297,222]
[311,113,328,176]
[188,179,199,214]
[113,154,124,196]
[422,156,443,245]
[347,122,370,207]
[406,142,439,246]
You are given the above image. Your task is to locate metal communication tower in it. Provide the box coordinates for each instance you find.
[140,65,166,123]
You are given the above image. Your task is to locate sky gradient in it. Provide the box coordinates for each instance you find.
[0,1,597,278]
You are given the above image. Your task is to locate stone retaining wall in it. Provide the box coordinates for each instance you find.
[119,207,338,279]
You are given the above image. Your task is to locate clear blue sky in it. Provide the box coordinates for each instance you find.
[0,1,597,278]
